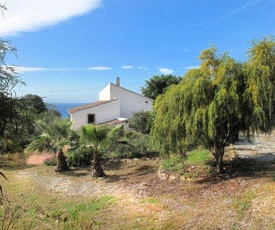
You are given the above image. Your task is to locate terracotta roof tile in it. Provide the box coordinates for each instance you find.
[98,119,128,126]
[68,98,119,114]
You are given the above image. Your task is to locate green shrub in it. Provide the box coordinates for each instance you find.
[43,155,57,166]
[108,131,158,159]
[67,149,93,167]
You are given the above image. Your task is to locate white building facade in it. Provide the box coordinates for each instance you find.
[68,78,154,130]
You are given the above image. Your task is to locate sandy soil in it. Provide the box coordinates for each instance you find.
[26,153,49,165]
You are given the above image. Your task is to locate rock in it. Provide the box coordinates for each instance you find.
[157,166,168,180]
[180,176,187,181]
[169,175,177,180]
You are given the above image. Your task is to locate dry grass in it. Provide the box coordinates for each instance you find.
[0,140,275,229]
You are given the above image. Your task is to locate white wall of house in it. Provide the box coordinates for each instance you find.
[70,99,120,130]
[119,90,153,118]
[99,83,153,117]
[70,79,154,130]
[99,84,111,100]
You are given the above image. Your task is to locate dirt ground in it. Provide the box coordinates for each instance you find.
[26,153,49,165]
[10,135,275,229]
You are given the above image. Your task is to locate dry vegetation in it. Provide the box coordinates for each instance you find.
[0,135,275,229]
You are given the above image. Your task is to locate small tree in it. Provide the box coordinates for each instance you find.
[26,119,73,172]
[129,110,153,134]
[78,125,123,177]
[152,46,247,173]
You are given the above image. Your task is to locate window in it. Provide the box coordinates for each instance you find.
[88,114,95,124]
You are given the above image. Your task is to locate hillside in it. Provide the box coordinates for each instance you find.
[1,135,275,229]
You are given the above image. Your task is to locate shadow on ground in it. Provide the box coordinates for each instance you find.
[199,157,275,184]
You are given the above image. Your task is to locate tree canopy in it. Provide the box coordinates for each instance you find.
[0,40,37,153]
[141,74,182,100]
[21,94,48,114]
[152,37,275,173]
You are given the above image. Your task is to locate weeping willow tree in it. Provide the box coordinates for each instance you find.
[152,46,247,173]
[245,36,275,133]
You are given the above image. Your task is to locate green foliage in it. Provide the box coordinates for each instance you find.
[161,155,185,173]
[245,36,275,133]
[78,125,119,157]
[108,131,157,159]
[232,191,255,217]
[161,149,210,172]
[141,74,182,100]
[67,148,93,167]
[20,94,47,114]
[185,149,212,165]
[77,124,124,176]
[43,155,57,166]
[0,40,40,155]
[26,119,73,172]
[35,196,116,227]
[141,197,160,204]
[26,119,73,155]
[129,110,153,134]
[152,45,247,173]
[65,196,115,218]
[153,37,275,174]
[161,148,213,178]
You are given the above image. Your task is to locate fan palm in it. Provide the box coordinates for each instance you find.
[79,124,123,177]
[26,119,73,172]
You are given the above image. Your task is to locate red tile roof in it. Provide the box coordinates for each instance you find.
[68,98,119,114]
[98,119,128,126]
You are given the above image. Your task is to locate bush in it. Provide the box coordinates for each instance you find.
[67,149,93,167]
[43,155,57,166]
[108,131,159,159]
[129,110,153,134]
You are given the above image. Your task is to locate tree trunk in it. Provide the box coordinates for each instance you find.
[92,153,106,177]
[55,148,69,172]
[216,153,224,174]
[213,141,225,174]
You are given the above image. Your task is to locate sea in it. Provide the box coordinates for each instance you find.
[51,103,87,118]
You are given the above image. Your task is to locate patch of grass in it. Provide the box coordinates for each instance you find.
[185,149,212,165]
[161,155,185,173]
[65,196,116,220]
[141,197,160,204]
[232,190,255,218]
[161,149,212,177]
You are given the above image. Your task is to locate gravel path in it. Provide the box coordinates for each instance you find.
[234,134,275,162]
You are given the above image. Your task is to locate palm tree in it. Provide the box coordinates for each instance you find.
[26,119,73,172]
[78,124,123,177]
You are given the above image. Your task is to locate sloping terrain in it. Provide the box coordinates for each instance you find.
[1,136,275,229]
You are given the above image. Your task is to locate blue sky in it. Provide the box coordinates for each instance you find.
[1,0,274,103]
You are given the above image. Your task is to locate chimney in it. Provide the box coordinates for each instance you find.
[116,77,120,86]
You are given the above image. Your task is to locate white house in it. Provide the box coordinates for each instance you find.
[68,78,154,130]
